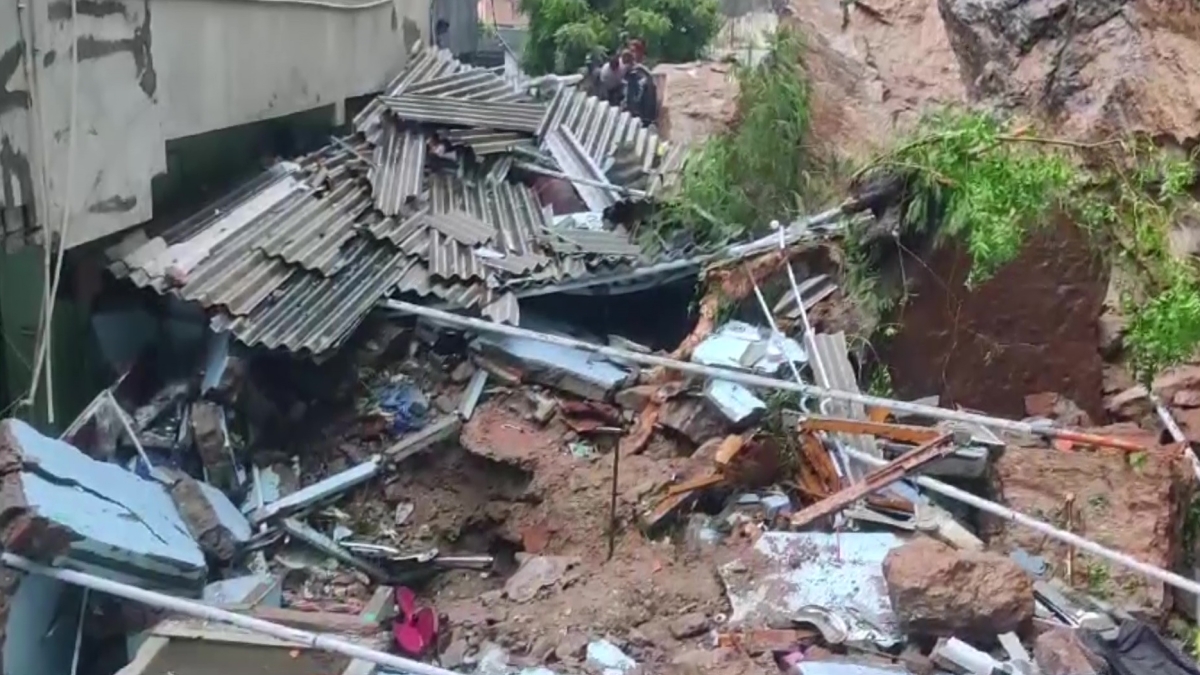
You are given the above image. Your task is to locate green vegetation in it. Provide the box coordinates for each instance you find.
[851,109,1200,385]
[519,0,720,74]
[645,29,829,253]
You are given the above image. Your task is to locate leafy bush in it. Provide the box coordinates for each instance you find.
[519,0,720,74]
[857,109,1200,383]
[647,29,820,250]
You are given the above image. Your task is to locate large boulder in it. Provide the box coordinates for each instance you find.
[882,536,1035,640]
[937,0,1200,142]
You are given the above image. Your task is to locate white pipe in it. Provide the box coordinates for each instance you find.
[381,299,1091,441]
[840,446,1200,597]
[1148,392,1200,480]
[0,553,462,675]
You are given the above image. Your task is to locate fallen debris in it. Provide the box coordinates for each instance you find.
[883,536,1035,641]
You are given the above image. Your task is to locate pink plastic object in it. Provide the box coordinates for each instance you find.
[391,587,438,657]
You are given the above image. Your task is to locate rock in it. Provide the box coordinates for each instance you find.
[669,612,709,639]
[441,638,470,669]
[190,401,236,490]
[658,396,730,446]
[989,439,1188,619]
[936,0,1200,142]
[882,536,1034,640]
[503,554,579,603]
[554,634,589,662]
[615,385,659,413]
[434,394,458,414]
[1098,312,1126,359]
[1033,627,1103,675]
[161,469,251,563]
[1175,390,1200,408]
[1024,392,1094,427]
[900,644,936,675]
[528,634,557,663]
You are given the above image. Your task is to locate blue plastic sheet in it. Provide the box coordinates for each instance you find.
[377,382,429,435]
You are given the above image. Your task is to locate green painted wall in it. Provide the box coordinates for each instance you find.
[0,247,94,432]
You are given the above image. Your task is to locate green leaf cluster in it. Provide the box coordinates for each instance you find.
[519,0,720,74]
[646,29,821,252]
[857,109,1200,384]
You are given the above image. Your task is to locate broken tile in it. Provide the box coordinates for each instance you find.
[0,420,207,592]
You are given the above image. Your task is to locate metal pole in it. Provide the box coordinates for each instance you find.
[0,553,463,675]
[380,299,1145,450]
[838,447,1200,597]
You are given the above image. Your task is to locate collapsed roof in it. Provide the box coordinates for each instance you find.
[105,42,686,357]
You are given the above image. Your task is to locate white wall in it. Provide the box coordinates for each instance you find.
[1,0,428,249]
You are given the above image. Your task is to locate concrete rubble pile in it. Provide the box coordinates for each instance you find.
[33,275,1200,675]
[6,52,1200,675]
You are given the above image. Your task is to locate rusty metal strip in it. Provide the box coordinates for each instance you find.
[798,415,945,446]
[790,432,955,528]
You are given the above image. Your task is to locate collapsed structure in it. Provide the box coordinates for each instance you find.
[0,33,1197,675]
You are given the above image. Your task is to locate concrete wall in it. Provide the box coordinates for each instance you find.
[0,0,428,249]
[3,574,82,675]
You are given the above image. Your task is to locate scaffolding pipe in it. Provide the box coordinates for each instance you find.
[0,553,461,675]
[838,446,1200,597]
[381,299,1148,453]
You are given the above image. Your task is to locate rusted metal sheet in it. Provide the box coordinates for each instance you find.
[789,433,955,528]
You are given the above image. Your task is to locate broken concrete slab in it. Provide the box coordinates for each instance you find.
[703,380,766,427]
[0,420,207,593]
[203,574,282,608]
[691,320,806,376]
[882,536,1034,641]
[250,460,380,525]
[162,470,251,564]
[118,617,386,675]
[659,395,731,446]
[471,332,635,401]
[718,531,905,646]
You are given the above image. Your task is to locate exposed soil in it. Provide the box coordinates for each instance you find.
[348,395,759,673]
[654,62,740,146]
[880,220,1110,421]
[984,428,1193,621]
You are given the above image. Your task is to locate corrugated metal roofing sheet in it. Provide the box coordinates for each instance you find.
[544,126,618,213]
[537,85,663,175]
[214,240,418,354]
[354,45,466,143]
[380,94,547,133]
[370,126,426,216]
[544,225,641,257]
[439,128,536,155]
[427,174,548,267]
[255,179,372,275]
[404,69,528,102]
[425,210,495,246]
